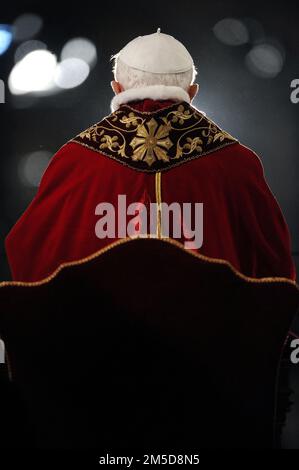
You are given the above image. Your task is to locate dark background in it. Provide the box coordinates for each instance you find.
[0,0,298,448]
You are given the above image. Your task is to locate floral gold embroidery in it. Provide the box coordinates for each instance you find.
[100,133,126,158]
[130,118,173,166]
[184,136,203,153]
[167,103,193,125]
[119,112,142,128]
[72,101,238,172]
[78,127,98,142]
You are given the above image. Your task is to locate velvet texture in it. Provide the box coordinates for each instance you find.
[72,100,237,172]
[5,99,296,282]
[0,238,298,448]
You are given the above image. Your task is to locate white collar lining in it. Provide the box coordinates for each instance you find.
[111,85,190,112]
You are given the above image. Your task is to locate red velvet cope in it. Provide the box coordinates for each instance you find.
[127,98,176,112]
[5,99,296,282]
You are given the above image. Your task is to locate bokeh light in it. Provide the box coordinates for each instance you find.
[12,13,43,42]
[213,18,249,46]
[0,25,13,55]
[18,150,52,187]
[10,43,92,96]
[245,43,284,78]
[14,39,47,63]
[61,37,97,67]
[54,58,90,89]
[9,50,57,95]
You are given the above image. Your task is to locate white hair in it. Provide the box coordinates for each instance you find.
[111,55,197,91]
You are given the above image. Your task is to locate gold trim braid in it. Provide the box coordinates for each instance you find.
[0,237,297,290]
[155,172,162,238]
[71,101,238,173]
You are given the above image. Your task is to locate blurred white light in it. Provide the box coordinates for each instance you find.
[18,150,52,187]
[54,58,90,89]
[14,39,47,63]
[9,50,57,95]
[12,13,43,42]
[0,25,12,55]
[245,44,284,78]
[213,18,249,46]
[61,37,97,67]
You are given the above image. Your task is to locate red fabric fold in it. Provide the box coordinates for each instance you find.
[5,100,296,282]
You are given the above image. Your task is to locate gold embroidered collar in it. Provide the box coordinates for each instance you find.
[71,101,238,172]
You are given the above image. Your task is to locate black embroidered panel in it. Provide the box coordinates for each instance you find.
[71,101,238,172]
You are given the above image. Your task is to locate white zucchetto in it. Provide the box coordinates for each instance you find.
[117,28,194,74]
